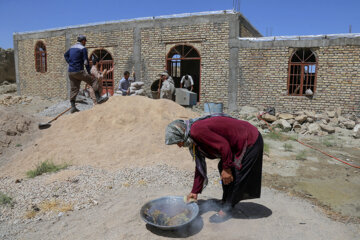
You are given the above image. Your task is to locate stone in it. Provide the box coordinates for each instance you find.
[293,122,302,133]
[326,111,336,118]
[304,110,316,119]
[338,116,347,123]
[261,113,277,123]
[320,123,335,134]
[353,124,360,139]
[335,107,342,118]
[287,119,295,125]
[272,119,292,132]
[307,117,314,123]
[315,113,328,122]
[344,120,356,130]
[278,113,294,120]
[308,123,321,135]
[294,110,305,116]
[295,115,307,124]
[321,119,328,124]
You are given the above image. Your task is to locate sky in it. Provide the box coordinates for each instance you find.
[0,0,359,49]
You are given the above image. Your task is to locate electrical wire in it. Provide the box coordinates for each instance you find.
[257,112,360,169]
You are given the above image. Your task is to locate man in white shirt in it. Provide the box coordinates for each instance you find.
[180,74,194,92]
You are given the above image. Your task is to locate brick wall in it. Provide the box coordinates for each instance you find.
[238,45,360,114]
[141,22,230,104]
[18,36,67,98]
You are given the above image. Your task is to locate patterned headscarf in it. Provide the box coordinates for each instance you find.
[165,120,193,147]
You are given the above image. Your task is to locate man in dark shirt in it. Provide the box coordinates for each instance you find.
[64,35,108,113]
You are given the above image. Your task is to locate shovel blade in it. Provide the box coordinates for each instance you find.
[38,123,51,130]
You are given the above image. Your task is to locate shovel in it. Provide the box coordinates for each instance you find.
[38,107,72,130]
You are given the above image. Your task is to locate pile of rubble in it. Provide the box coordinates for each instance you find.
[0,94,32,106]
[258,109,360,138]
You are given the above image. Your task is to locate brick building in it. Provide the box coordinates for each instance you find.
[13,10,360,114]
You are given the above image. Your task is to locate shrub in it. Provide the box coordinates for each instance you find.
[283,143,293,152]
[263,142,270,156]
[0,191,13,206]
[26,160,68,178]
[296,151,307,161]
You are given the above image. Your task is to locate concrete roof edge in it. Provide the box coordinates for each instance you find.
[13,10,236,36]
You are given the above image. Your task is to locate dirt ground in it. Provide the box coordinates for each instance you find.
[0,93,359,239]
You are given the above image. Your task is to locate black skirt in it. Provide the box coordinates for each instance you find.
[218,133,263,208]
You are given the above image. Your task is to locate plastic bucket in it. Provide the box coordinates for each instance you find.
[204,102,223,114]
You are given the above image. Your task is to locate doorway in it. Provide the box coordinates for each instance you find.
[90,49,114,96]
[166,44,201,101]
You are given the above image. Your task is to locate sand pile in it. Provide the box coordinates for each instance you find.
[0,96,207,177]
[0,107,38,156]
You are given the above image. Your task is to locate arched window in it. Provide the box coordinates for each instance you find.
[35,41,47,73]
[288,48,317,96]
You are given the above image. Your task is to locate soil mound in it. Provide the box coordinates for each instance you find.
[0,96,201,177]
[0,106,39,162]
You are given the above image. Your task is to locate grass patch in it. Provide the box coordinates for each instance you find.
[0,191,13,206]
[296,150,307,161]
[321,136,336,147]
[26,160,69,178]
[15,144,22,147]
[283,143,294,152]
[24,199,73,219]
[263,142,270,156]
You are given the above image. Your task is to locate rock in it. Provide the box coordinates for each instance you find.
[329,118,339,126]
[272,119,292,132]
[135,89,146,96]
[293,122,302,133]
[278,113,294,120]
[326,111,336,118]
[321,119,328,125]
[287,119,295,125]
[307,117,314,123]
[261,113,277,123]
[335,107,342,118]
[295,115,307,124]
[294,110,305,116]
[344,120,356,130]
[353,124,360,139]
[308,123,321,135]
[315,113,328,122]
[338,116,347,123]
[320,124,335,134]
[304,110,316,119]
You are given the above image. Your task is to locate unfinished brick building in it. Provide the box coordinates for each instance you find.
[13,10,360,114]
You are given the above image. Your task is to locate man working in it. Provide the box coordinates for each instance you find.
[158,72,175,100]
[118,71,131,96]
[180,74,194,92]
[64,35,108,113]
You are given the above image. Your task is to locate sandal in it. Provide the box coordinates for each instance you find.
[209,210,232,223]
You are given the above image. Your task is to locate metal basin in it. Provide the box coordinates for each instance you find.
[140,196,199,230]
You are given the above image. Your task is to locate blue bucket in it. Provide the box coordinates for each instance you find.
[204,102,223,114]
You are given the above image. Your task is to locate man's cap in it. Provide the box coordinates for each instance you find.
[159,71,169,76]
[77,35,87,42]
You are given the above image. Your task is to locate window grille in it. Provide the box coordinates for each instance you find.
[35,41,47,73]
[288,48,317,96]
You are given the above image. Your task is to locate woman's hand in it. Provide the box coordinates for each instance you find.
[221,168,234,185]
[187,193,198,202]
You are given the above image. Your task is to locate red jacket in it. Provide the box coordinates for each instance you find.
[190,116,259,193]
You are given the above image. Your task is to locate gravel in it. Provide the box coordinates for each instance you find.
[37,95,94,118]
[0,164,220,239]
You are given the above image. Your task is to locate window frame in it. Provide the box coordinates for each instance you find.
[34,41,47,73]
[287,48,318,96]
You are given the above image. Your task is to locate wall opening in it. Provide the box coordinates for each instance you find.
[166,44,201,101]
[90,49,114,96]
[35,41,47,73]
[288,48,317,96]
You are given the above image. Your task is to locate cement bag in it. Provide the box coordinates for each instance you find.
[135,89,145,96]
[131,81,144,89]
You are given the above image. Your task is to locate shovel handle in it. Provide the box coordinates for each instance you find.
[48,107,72,124]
